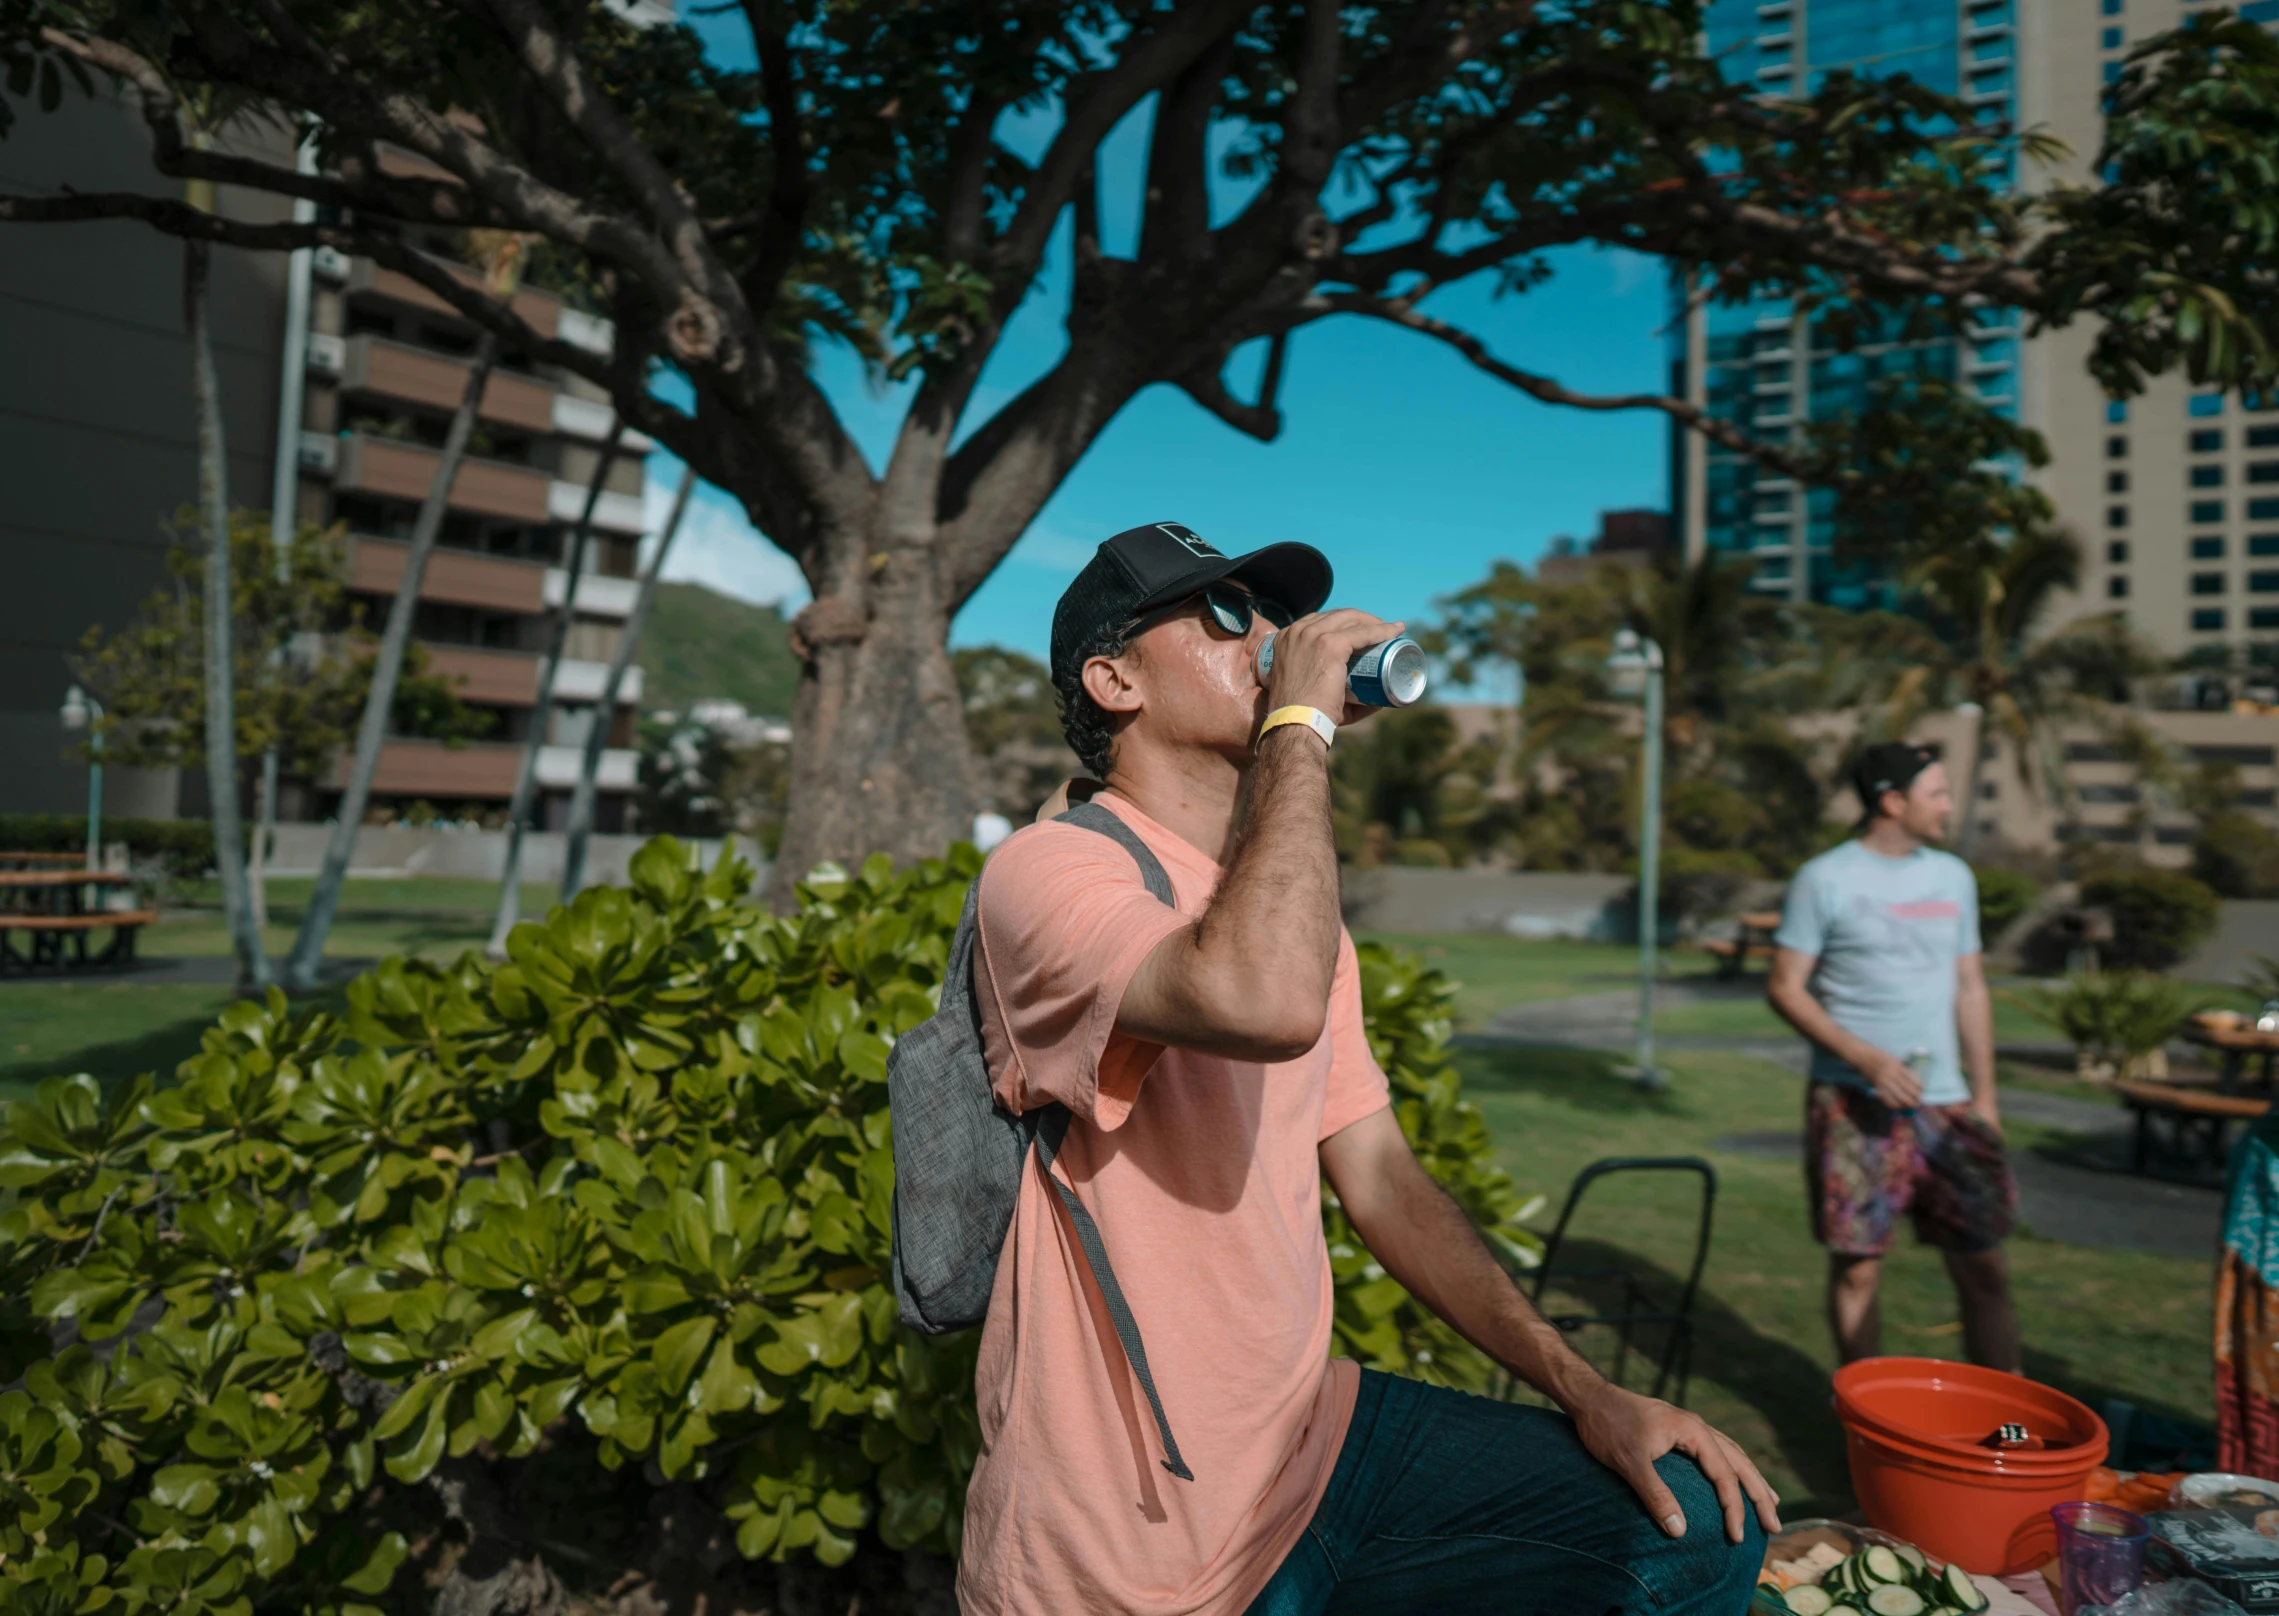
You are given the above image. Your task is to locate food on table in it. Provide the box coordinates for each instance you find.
[1764,1539,1990,1616]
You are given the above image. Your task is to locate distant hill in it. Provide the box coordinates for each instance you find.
[641,581,800,718]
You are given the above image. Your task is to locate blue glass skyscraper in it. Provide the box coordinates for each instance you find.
[1672,0,2022,607]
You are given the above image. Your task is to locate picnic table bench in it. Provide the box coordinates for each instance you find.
[2182,1015,2279,1096]
[1701,910,1783,979]
[0,868,156,973]
[2117,1078,2270,1173]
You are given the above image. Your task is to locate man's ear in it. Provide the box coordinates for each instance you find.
[1081,646,1143,717]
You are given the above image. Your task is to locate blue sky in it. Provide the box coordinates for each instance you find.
[644,17,1673,667]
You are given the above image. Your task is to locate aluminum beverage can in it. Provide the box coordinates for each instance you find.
[1253,633,1429,708]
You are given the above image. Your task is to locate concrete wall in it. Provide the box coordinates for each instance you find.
[262,823,770,890]
[1341,867,1636,940]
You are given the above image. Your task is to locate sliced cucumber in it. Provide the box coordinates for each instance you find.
[1862,1547,1907,1586]
[1867,1587,1925,1616]
[1895,1547,1927,1577]
[1828,1605,1867,1616]
[1786,1585,1835,1616]
[1942,1564,1987,1613]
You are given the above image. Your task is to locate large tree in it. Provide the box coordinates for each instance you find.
[4,2,2275,894]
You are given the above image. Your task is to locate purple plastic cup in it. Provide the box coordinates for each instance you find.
[2049,1502,2149,1616]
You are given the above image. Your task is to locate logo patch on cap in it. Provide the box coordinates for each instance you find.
[1155,523,1220,558]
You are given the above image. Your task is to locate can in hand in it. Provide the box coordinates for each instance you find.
[1254,633,1429,709]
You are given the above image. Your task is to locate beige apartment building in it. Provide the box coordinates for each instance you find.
[284,233,650,831]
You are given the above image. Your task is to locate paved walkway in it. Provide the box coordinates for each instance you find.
[1465,985,2223,1261]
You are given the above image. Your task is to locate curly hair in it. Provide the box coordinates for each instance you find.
[1053,620,1135,780]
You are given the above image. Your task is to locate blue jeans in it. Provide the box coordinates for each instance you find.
[1246,1370,1765,1615]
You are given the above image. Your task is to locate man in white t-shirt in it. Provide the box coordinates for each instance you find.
[1766,743,2020,1372]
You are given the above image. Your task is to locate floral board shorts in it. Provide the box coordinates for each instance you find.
[1806,1082,2018,1257]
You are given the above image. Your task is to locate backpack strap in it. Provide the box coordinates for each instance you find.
[1055,799,1175,905]
[1031,797,1191,1481]
[1032,1116,1193,1481]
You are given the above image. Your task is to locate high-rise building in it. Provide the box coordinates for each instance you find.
[1674,0,2279,659]
[1674,0,2027,609]
[0,93,654,833]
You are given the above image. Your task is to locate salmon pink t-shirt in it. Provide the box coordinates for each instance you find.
[957,792,1392,1616]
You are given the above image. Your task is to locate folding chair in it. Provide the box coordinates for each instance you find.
[1526,1156,1718,1407]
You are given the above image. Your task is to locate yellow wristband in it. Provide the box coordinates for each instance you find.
[1259,704,1335,749]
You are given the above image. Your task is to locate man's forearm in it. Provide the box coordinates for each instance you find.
[1349,1148,1605,1411]
[1957,977,1997,1111]
[1196,726,1342,990]
[1123,726,1345,1052]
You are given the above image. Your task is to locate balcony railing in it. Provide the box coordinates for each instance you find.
[340,335,555,434]
[345,535,549,615]
[335,432,552,523]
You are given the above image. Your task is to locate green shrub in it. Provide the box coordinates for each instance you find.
[2079,867,2221,972]
[2006,971,2211,1082]
[2194,812,2279,899]
[1972,865,2042,944]
[0,837,1536,1615]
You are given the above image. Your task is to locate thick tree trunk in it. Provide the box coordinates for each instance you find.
[283,336,499,990]
[768,526,977,908]
[185,234,272,992]
[561,464,695,901]
[486,425,624,955]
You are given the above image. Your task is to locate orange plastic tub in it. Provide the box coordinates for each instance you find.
[1833,1358,2109,1576]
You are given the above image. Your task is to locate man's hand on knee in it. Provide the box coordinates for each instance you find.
[1567,1382,1782,1545]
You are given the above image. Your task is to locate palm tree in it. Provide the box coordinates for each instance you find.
[560,464,697,900]
[182,116,270,991]
[485,422,627,953]
[1854,525,2163,859]
[280,232,524,991]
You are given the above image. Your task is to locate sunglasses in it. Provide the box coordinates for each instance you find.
[1129,581,1293,639]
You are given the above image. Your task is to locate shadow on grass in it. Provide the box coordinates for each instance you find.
[0,987,352,1101]
[1520,1234,1858,1512]
[0,1012,221,1098]
[1452,1044,1689,1117]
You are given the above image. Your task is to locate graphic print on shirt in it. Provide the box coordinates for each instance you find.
[1842,891,1962,971]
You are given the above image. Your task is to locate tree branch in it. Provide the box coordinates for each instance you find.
[1313,291,1820,482]
[1173,329,1290,441]
[736,0,812,311]
[476,0,757,366]
[991,0,1253,289]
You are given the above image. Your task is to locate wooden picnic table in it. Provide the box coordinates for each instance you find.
[0,870,134,888]
[1703,910,1785,979]
[2118,1078,2271,1173]
[0,850,87,871]
[2182,1014,2279,1096]
[0,868,155,972]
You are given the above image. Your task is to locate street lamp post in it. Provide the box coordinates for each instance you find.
[59,685,104,872]
[1606,630,1667,1090]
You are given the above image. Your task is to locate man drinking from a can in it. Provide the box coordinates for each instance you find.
[959,520,1777,1616]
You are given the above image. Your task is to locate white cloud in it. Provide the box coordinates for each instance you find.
[1007,523,1098,572]
[641,469,810,609]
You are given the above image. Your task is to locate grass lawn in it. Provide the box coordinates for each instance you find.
[1364,931,2221,1518]
[1,981,271,1099]
[147,876,561,962]
[0,907,2224,1523]
[0,877,540,1102]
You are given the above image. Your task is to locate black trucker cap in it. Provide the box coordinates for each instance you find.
[1853,741,1940,820]
[1049,522,1333,687]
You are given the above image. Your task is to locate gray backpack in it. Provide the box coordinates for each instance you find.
[887,801,1192,1481]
